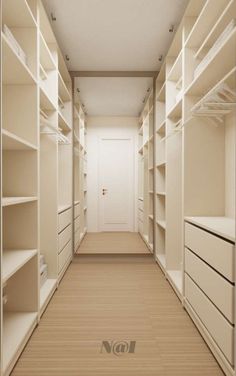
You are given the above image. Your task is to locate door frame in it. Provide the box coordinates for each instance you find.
[97,136,135,232]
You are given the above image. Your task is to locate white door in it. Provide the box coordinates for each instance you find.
[98,137,134,231]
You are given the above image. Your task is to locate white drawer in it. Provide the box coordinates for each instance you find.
[58,224,71,254]
[74,203,80,219]
[185,222,234,282]
[185,248,234,323]
[58,208,72,233]
[185,274,234,365]
[74,228,80,247]
[138,199,143,211]
[74,216,80,232]
[58,241,71,273]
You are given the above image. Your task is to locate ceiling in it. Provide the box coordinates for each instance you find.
[75,77,153,116]
[43,0,189,116]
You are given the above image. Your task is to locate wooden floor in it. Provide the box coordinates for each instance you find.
[12,254,223,376]
[76,232,150,254]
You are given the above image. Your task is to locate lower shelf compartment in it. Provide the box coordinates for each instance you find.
[3,311,38,375]
[40,279,57,315]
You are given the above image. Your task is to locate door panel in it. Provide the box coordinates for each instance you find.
[98,138,134,231]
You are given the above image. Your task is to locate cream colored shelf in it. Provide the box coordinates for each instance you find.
[185,0,230,49]
[2,33,36,85]
[185,216,235,242]
[2,129,38,151]
[40,85,57,111]
[156,120,166,135]
[2,197,38,207]
[40,279,57,314]
[3,312,38,374]
[3,249,38,283]
[156,191,166,196]
[59,111,72,132]
[156,161,166,168]
[156,220,166,230]
[156,82,166,101]
[149,215,154,220]
[194,0,235,60]
[186,26,236,95]
[58,72,72,102]
[167,97,182,119]
[167,51,182,81]
[40,32,56,70]
[3,0,37,28]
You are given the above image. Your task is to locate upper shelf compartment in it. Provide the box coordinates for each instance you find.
[186,23,236,95]
[2,0,37,28]
[185,0,232,51]
[2,33,36,85]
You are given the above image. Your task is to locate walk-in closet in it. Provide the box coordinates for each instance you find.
[0,1,235,375]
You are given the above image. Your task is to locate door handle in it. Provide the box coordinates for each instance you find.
[102,188,108,195]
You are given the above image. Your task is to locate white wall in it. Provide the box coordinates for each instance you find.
[86,116,139,232]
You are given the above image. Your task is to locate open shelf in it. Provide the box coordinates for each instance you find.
[185,216,235,242]
[40,279,57,314]
[186,26,236,95]
[40,32,56,70]
[2,197,38,207]
[58,72,72,102]
[3,312,38,374]
[167,97,182,119]
[156,161,166,168]
[167,51,182,81]
[156,82,166,101]
[59,111,72,132]
[2,0,37,28]
[156,220,166,230]
[2,129,38,151]
[185,0,230,49]
[40,85,57,111]
[2,32,36,85]
[3,249,37,283]
[156,191,166,196]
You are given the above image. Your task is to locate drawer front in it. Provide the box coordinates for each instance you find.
[185,222,234,281]
[74,216,80,232]
[58,224,71,253]
[185,248,234,323]
[59,241,71,273]
[74,203,80,219]
[185,274,234,364]
[58,208,72,233]
[138,199,143,211]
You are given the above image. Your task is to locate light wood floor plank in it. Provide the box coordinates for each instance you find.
[11,251,224,376]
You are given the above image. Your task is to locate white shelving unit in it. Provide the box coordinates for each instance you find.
[73,92,87,253]
[154,1,236,374]
[138,91,154,252]
[0,1,73,375]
